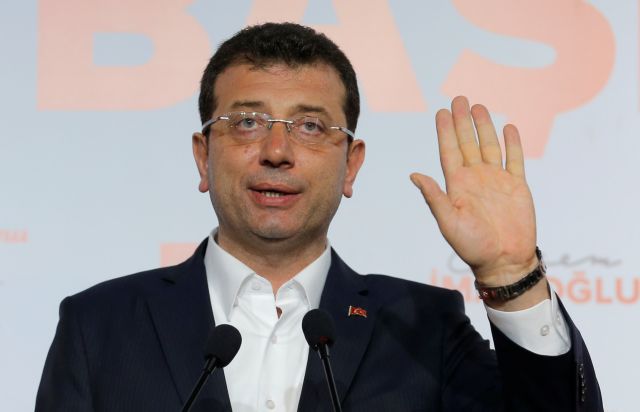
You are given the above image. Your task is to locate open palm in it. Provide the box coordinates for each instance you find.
[411,96,537,283]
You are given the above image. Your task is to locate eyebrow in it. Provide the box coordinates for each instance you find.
[228,102,332,119]
[229,100,265,110]
[293,104,331,119]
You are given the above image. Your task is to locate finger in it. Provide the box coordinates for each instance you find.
[410,173,455,224]
[470,104,502,167]
[435,108,463,179]
[504,124,526,179]
[451,96,482,166]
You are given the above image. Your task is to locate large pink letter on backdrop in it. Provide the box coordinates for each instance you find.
[247,0,427,112]
[38,0,210,110]
[443,0,615,157]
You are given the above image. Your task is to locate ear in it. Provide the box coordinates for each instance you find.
[342,139,366,198]
[192,132,210,193]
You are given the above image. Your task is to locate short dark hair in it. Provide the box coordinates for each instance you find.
[198,22,360,133]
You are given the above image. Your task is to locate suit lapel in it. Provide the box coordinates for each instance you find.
[298,250,378,411]
[146,239,232,410]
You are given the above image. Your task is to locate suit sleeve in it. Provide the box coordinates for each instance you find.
[441,291,603,411]
[490,298,603,412]
[440,291,504,411]
[36,297,94,412]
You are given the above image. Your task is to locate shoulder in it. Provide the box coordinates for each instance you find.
[328,249,464,312]
[65,239,207,308]
[362,273,465,311]
[56,265,177,326]
[60,241,207,321]
[67,265,173,304]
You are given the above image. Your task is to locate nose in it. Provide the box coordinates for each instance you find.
[258,121,295,169]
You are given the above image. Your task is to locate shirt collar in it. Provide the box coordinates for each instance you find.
[204,229,331,321]
[290,243,330,310]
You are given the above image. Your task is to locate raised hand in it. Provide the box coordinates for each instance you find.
[411,96,540,296]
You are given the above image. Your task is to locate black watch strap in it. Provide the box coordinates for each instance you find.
[474,248,545,301]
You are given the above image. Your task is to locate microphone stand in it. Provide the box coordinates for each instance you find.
[181,356,218,412]
[317,344,343,412]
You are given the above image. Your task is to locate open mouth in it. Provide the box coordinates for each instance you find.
[250,183,300,196]
[249,184,301,205]
[257,190,287,198]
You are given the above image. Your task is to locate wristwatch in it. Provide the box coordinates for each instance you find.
[474,248,545,301]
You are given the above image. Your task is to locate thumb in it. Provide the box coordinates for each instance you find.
[410,173,454,223]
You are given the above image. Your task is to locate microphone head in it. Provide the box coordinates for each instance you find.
[302,309,336,350]
[203,324,242,368]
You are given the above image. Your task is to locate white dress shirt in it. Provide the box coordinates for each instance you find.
[204,232,329,412]
[486,287,571,355]
[203,231,570,411]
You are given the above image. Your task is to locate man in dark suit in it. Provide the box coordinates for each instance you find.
[36,23,602,411]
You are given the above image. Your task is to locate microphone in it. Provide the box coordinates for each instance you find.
[302,309,342,412]
[181,324,242,412]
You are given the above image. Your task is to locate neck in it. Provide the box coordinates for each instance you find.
[215,228,327,293]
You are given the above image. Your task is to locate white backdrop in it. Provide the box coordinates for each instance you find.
[1,1,638,411]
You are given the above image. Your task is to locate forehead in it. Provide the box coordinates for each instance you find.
[212,62,347,120]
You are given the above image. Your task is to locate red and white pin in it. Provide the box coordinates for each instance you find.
[347,305,367,318]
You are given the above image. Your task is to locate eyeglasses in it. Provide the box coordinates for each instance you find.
[201,111,355,146]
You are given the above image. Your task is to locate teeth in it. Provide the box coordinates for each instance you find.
[262,191,284,197]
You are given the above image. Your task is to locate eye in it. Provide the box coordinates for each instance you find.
[303,121,318,132]
[297,117,326,135]
[234,115,259,131]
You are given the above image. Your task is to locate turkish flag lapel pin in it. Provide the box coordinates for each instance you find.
[347,305,367,318]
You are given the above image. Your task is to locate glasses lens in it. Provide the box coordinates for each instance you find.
[291,116,329,144]
[222,112,269,141]
[210,112,350,144]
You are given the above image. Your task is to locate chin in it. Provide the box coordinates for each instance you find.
[251,224,298,241]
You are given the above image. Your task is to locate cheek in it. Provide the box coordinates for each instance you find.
[209,144,259,182]
[207,148,239,197]
[308,156,348,195]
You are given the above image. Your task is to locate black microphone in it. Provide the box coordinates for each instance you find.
[302,309,342,412]
[181,324,242,412]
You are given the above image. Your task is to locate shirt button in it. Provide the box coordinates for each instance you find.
[251,281,261,291]
[540,325,550,336]
[271,335,278,344]
[265,399,276,409]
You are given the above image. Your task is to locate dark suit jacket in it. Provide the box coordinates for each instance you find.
[36,241,602,411]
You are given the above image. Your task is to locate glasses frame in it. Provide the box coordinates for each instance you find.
[201,111,356,142]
